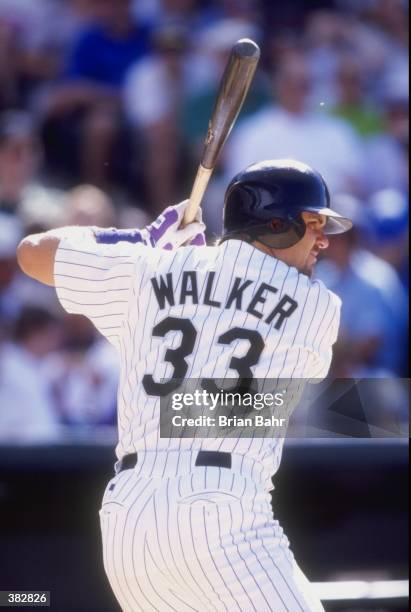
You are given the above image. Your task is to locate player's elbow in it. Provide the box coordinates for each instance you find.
[17,233,57,287]
[16,236,34,275]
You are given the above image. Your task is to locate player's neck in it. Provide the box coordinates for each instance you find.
[252,240,312,277]
[252,240,286,262]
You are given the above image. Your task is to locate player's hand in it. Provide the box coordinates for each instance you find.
[145,200,206,250]
[187,206,206,247]
[93,201,206,249]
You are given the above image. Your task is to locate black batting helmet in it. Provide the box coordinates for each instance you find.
[222,159,353,248]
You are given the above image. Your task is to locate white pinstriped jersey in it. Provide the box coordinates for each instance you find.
[54,237,340,479]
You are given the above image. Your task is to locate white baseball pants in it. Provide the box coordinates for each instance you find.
[99,452,324,612]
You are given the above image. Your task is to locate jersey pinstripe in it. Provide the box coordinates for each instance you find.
[54,236,340,483]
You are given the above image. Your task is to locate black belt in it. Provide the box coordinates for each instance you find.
[119,450,232,472]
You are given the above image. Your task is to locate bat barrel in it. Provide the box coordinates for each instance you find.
[201,39,260,170]
[182,38,260,226]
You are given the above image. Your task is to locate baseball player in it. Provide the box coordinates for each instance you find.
[17,159,352,612]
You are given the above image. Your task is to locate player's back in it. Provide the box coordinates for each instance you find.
[113,239,339,466]
[129,239,337,384]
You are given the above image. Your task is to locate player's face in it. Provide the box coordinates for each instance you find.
[292,212,329,275]
[267,212,329,276]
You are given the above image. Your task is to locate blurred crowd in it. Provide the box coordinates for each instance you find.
[0,0,408,441]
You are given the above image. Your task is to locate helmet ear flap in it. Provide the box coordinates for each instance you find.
[255,213,307,249]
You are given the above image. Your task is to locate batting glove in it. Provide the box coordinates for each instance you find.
[93,200,206,249]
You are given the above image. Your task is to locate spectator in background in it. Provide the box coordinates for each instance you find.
[0,131,61,320]
[60,182,150,234]
[304,5,408,107]
[223,53,366,197]
[131,0,262,32]
[0,110,63,229]
[364,84,409,195]
[332,53,383,136]
[364,0,409,73]
[0,306,61,442]
[315,195,408,377]
[0,211,58,336]
[0,0,93,109]
[366,189,409,289]
[207,0,262,22]
[42,0,152,186]
[136,0,217,32]
[60,183,116,227]
[0,6,19,110]
[304,10,346,108]
[63,0,151,90]
[124,24,192,213]
[151,0,200,25]
[0,111,41,217]
[0,213,23,335]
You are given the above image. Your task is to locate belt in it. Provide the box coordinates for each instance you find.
[119,450,232,472]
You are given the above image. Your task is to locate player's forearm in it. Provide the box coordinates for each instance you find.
[17,226,95,287]
[16,224,147,287]
[17,202,205,286]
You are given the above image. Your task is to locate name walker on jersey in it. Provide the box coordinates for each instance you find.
[151,270,298,329]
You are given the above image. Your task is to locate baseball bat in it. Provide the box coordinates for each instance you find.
[182,38,260,226]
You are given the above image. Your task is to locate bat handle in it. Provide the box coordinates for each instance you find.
[182,165,213,226]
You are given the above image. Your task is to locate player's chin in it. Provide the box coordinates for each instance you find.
[303,255,317,277]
